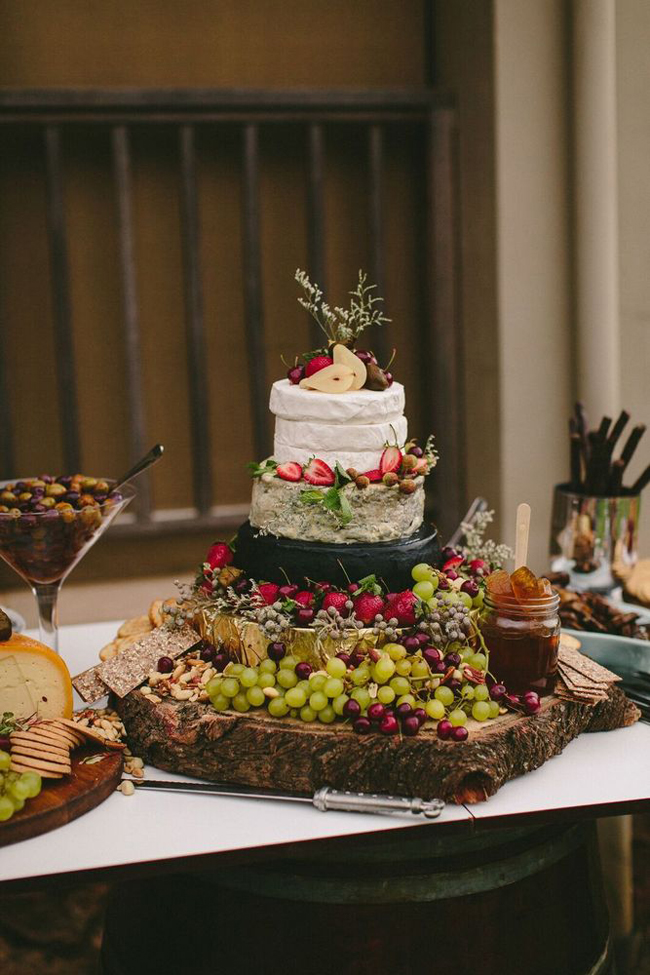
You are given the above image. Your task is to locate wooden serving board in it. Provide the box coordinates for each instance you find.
[115,688,639,805]
[0,748,123,847]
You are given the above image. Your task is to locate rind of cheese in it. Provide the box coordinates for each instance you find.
[269,379,406,424]
[250,477,425,543]
[0,634,73,721]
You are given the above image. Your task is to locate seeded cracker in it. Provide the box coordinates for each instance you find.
[97,625,199,698]
[558,645,621,683]
[73,666,110,703]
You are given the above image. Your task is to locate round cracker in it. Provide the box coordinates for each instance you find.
[10,734,70,757]
[118,615,153,639]
[10,745,72,767]
[99,641,118,661]
[148,599,165,628]
[10,760,63,779]
[10,754,71,774]
[12,727,71,748]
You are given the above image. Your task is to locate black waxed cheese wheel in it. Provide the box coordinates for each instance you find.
[232,520,441,592]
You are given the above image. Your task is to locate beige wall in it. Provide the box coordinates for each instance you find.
[617,0,650,557]
[493,0,573,570]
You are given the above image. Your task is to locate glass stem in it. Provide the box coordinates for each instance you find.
[32,582,61,653]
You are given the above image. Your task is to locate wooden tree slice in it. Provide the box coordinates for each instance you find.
[115,688,638,804]
[0,748,123,847]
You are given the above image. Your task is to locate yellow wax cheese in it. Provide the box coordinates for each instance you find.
[0,634,73,721]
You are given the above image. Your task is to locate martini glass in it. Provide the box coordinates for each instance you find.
[0,480,135,653]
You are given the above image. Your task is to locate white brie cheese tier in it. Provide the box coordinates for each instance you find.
[269,380,407,472]
[250,476,425,544]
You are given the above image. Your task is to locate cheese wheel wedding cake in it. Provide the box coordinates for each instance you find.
[232,270,440,590]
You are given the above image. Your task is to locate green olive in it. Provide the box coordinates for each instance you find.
[18,492,32,502]
[46,483,67,497]
[81,477,97,490]
[0,491,16,504]
[40,497,56,508]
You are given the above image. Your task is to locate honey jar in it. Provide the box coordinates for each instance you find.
[479,591,560,695]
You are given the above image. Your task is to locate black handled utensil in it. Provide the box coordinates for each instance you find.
[114,444,165,492]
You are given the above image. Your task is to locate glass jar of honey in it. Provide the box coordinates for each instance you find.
[479,591,560,695]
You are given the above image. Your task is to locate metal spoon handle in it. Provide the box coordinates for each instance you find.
[115,444,164,491]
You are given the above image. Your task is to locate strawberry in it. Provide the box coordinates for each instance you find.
[304,355,333,378]
[205,542,233,570]
[361,469,382,483]
[257,582,280,605]
[322,591,351,616]
[442,555,465,573]
[276,462,303,482]
[354,593,385,624]
[295,590,314,606]
[383,589,418,625]
[412,458,429,475]
[379,445,403,475]
[303,458,335,486]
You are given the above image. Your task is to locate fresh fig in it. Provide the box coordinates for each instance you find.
[364,362,390,390]
[0,609,12,642]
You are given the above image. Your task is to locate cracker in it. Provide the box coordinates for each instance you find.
[10,754,71,774]
[10,745,72,767]
[99,642,118,662]
[148,599,165,628]
[28,724,79,748]
[10,761,63,779]
[97,625,199,698]
[558,645,621,683]
[10,733,70,757]
[56,718,125,751]
[118,615,153,639]
[560,633,582,652]
[73,666,110,703]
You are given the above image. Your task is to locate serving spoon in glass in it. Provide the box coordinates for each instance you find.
[114,444,165,492]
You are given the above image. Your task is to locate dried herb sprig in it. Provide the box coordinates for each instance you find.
[295,269,391,346]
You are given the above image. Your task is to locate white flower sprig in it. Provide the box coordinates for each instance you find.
[459,509,513,569]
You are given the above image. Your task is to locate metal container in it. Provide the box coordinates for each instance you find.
[549,483,640,592]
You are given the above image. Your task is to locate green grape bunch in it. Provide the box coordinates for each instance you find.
[0,750,42,822]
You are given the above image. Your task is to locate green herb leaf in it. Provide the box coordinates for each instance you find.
[334,462,352,487]
[299,489,326,505]
[337,491,353,526]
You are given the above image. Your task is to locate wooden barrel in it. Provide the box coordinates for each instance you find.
[100,821,613,975]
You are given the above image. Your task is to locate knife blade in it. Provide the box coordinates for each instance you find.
[129,780,445,818]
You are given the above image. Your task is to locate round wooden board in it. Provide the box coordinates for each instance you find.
[0,748,123,847]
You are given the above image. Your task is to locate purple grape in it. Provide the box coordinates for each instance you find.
[446,570,459,581]
[354,350,377,365]
[347,583,360,594]
[343,699,362,719]
[213,652,229,672]
[379,715,399,735]
[451,726,469,742]
[490,683,507,701]
[441,546,459,561]
[402,635,421,653]
[296,607,315,625]
[368,702,386,723]
[433,660,447,674]
[349,651,365,669]
[335,652,351,668]
[416,632,430,646]
[460,579,479,598]
[423,647,442,667]
[395,702,412,719]
[408,446,424,458]
[437,576,450,591]
[200,643,216,662]
[447,678,462,692]
[157,656,174,673]
[402,715,420,736]
[295,661,313,680]
[267,642,286,662]
[445,652,461,667]
[353,716,371,734]
[437,719,453,740]
[412,707,427,725]
[279,584,299,599]
[524,698,541,715]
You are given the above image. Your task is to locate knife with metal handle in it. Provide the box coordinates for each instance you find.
[129,779,445,819]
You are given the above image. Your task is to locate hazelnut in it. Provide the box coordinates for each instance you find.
[355,476,370,489]
[346,468,359,480]
[399,479,417,494]
[382,472,399,487]
[401,454,418,471]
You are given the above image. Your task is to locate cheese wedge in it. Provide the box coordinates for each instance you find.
[0,634,73,721]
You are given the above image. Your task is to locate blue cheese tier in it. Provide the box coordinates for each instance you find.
[250,476,425,543]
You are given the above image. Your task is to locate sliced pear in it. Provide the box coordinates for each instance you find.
[332,344,367,390]
[299,362,355,393]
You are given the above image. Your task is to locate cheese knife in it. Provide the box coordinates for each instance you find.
[129,780,445,819]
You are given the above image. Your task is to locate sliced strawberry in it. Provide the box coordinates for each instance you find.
[361,469,382,482]
[257,582,280,605]
[412,457,429,475]
[304,355,333,378]
[379,445,403,475]
[442,555,465,572]
[276,462,303,482]
[304,458,335,486]
[354,593,385,624]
